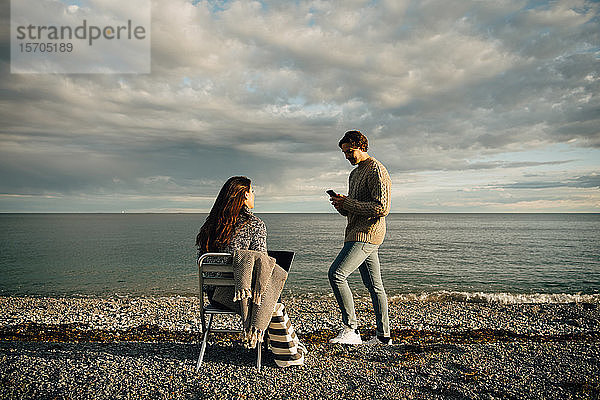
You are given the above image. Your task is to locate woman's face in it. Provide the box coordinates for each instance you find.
[244,185,255,209]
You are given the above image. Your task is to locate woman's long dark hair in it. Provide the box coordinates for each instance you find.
[196,176,252,253]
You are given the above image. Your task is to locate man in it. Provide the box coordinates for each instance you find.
[328,130,392,345]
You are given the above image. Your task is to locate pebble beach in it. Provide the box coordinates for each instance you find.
[1,295,598,400]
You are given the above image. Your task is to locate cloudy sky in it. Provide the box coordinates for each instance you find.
[1,0,599,213]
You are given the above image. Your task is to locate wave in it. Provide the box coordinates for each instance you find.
[388,291,600,304]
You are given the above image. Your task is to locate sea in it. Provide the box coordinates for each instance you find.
[1,213,598,303]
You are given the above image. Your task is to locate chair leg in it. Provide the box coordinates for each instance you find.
[200,312,206,335]
[256,340,262,371]
[196,314,213,372]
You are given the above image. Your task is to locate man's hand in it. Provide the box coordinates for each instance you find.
[330,194,346,212]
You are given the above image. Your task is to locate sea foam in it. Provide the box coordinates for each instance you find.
[389,291,600,304]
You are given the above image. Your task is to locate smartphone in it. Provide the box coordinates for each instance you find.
[326,190,338,197]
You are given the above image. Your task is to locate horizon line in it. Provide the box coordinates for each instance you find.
[1,211,599,215]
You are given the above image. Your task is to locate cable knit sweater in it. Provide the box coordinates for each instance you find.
[340,157,391,245]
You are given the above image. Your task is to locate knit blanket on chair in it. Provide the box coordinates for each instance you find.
[212,249,288,348]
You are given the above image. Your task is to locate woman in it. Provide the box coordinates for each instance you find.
[196,176,306,367]
[196,176,265,259]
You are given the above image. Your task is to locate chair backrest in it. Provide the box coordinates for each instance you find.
[197,251,295,308]
[197,252,234,289]
[197,253,236,332]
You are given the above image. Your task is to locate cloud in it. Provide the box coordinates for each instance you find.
[498,174,600,189]
[1,0,599,212]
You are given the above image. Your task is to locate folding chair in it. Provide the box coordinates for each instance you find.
[195,250,294,372]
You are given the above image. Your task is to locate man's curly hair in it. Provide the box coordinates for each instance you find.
[338,130,368,151]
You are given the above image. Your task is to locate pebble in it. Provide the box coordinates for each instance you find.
[0,295,599,399]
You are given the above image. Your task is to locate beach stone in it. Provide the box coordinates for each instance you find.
[0,295,598,399]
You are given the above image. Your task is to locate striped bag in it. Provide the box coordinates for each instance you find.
[267,303,307,367]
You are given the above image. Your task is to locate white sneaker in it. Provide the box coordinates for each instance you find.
[329,326,362,345]
[363,336,393,345]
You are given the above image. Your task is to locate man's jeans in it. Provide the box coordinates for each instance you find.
[328,241,390,337]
